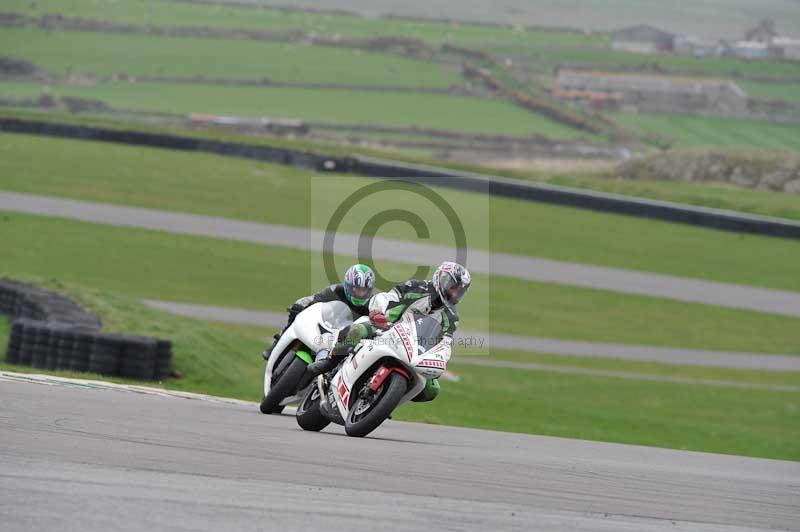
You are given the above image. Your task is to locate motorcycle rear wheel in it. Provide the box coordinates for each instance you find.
[344,372,406,437]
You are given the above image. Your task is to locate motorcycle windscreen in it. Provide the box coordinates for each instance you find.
[320,300,354,330]
[411,312,443,355]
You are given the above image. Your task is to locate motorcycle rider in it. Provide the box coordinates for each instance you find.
[263,263,379,360]
[307,261,471,402]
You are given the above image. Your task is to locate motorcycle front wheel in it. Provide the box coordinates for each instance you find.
[344,372,406,437]
[260,355,306,414]
[296,385,330,432]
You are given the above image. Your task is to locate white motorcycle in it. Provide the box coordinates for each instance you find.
[296,310,447,437]
[260,301,354,414]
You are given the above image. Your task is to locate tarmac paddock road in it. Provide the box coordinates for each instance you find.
[1,378,799,532]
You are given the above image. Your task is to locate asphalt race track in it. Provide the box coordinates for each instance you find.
[2,377,798,531]
[3,191,800,317]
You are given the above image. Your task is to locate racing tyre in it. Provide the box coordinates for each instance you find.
[260,355,306,414]
[344,372,406,438]
[296,385,330,432]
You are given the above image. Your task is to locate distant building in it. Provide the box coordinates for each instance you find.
[611,25,675,55]
[555,69,748,114]
[729,18,800,60]
[744,18,778,43]
[773,37,800,59]
[673,35,722,58]
[729,41,773,59]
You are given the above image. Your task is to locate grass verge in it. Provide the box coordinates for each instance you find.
[213,322,800,389]
[2,131,800,292]
[0,315,9,348]
[0,280,264,398]
[405,362,799,461]
[4,107,800,223]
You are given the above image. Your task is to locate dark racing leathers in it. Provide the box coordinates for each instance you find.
[325,279,458,402]
[379,279,459,340]
[289,284,371,325]
[263,284,373,360]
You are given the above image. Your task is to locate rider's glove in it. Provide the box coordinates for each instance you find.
[369,309,389,330]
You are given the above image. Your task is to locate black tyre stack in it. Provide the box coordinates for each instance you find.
[155,340,173,380]
[119,335,157,380]
[44,324,63,370]
[0,287,19,316]
[71,331,94,372]
[30,325,50,369]
[88,334,122,376]
[15,318,37,366]
[5,320,23,364]
[56,329,77,371]
[1,279,173,381]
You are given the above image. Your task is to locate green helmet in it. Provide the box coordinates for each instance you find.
[343,264,376,306]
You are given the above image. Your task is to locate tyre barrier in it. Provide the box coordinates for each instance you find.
[1,280,173,380]
[0,279,102,331]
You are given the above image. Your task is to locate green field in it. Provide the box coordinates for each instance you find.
[0,282,796,461]
[613,112,800,152]
[0,2,605,142]
[3,212,800,354]
[0,80,583,138]
[1,0,608,49]
[5,0,798,83]
[3,0,800,152]
[3,133,800,293]
[740,81,800,103]
[0,27,462,88]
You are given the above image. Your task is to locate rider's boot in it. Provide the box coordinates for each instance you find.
[262,333,281,361]
[306,349,336,376]
[411,378,440,402]
[307,323,368,376]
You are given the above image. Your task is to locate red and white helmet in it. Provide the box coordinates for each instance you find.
[432,261,471,308]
